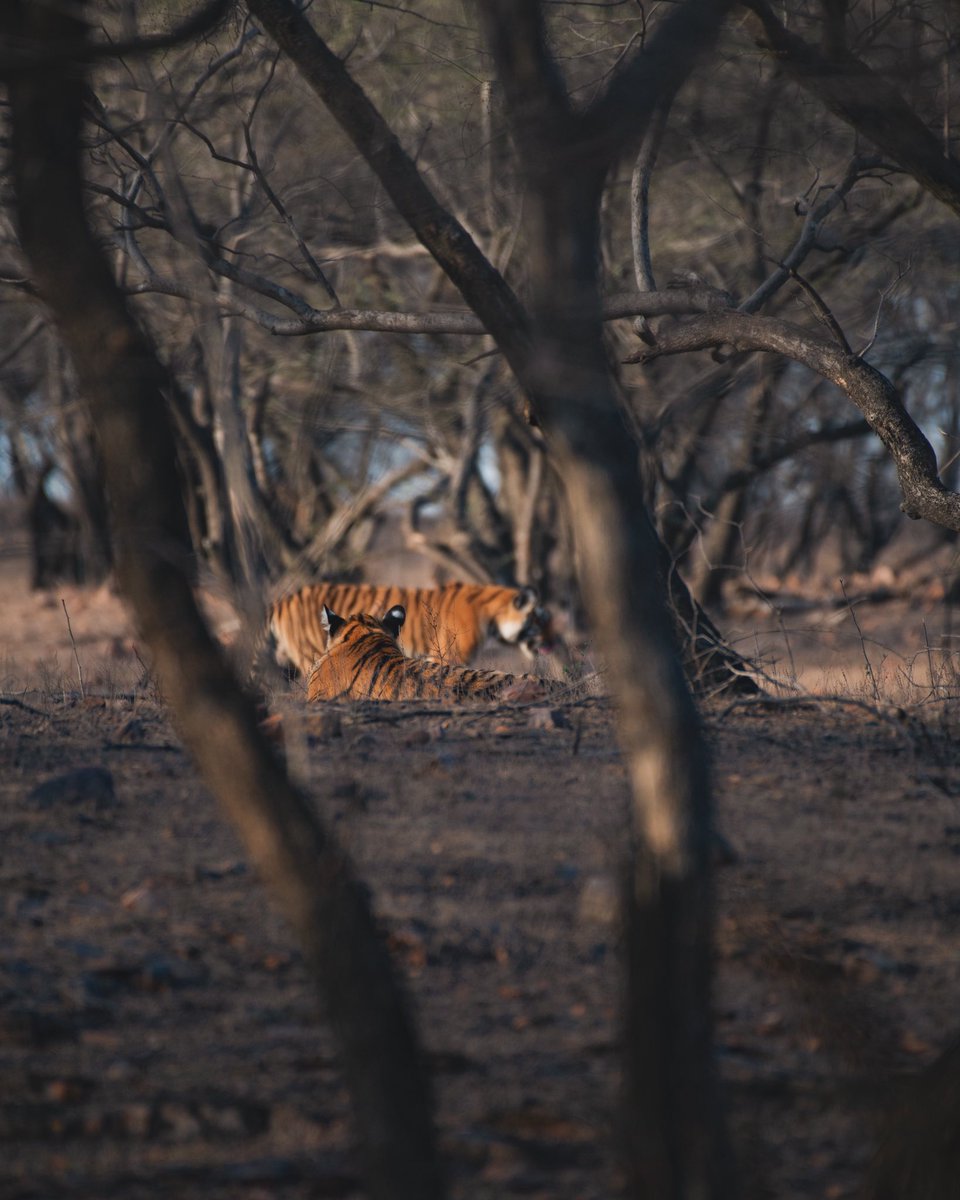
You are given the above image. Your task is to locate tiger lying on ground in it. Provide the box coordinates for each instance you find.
[306,605,550,703]
[267,580,553,676]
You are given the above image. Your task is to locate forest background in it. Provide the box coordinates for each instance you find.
[4,0,960,623]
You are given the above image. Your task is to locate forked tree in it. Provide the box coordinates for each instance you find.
[3,0,733,1197]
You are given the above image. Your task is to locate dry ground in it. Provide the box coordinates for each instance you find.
[3,558,960,1199]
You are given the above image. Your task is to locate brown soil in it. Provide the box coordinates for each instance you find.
[2,557,960,1199]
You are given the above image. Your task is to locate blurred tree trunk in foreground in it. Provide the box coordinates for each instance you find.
[2,6,443,1200]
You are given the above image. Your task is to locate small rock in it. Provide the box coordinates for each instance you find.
[158,1102,202,1141]
[194,860,248,882]
[308,710,342,740]
[119,883,166,915]
[403,728,431,747]
[871,563,896,589]
[577,874,619,928]
[27,767,116,811]
[527,706,570,731]
[501,678,546,703]
[114,717,146,742]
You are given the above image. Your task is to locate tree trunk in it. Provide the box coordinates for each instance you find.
[3,9,443,1200]
[515,167,735,1197]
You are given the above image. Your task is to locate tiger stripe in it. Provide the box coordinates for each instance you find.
[306,606,549,703]
[267,581,550,676]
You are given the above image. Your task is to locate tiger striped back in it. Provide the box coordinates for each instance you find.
[306,606,548,703]
[268,581,551,676]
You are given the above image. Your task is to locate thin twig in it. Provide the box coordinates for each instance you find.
[786,266,852,353]
[61,598,85,700]
[776,609,798,683]
[840,578,880,702]
[922,620,938,693]
[857,261,911,358]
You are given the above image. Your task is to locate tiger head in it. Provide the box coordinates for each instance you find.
[321,603,406,650]
[494,587,555,659]
[308,604,408,702]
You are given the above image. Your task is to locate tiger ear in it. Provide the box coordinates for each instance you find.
[321,605,346,644]
[514,586,538,610]
[382,605,405,639]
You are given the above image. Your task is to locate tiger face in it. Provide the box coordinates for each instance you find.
[488,585,539,653]
[509,595,556,660]
[307,604,548,703]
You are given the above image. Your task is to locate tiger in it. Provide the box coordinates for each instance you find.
[305,605,550,703]
[266,580,552,677]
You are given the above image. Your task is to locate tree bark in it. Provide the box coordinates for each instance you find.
[480,3,737,1193]
[3,8,443,1200]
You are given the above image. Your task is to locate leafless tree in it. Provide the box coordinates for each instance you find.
[2,6,443,1200]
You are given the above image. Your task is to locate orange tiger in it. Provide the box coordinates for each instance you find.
[268,581,552,676]
[306,605,548,703]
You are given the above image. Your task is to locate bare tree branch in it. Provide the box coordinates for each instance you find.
[740,155,883,314]
[126,274,742,335]
[239,50,342,306]
[0,0,232,70]
[715,417,871,495]
[627,309,960,531]
[743,0,960,217]
[582,0,738,163]
[244,0,532,370]
[0,313,45,371]
[275,457,425,592]
[785,266,852,354]
[630,103,670,292]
